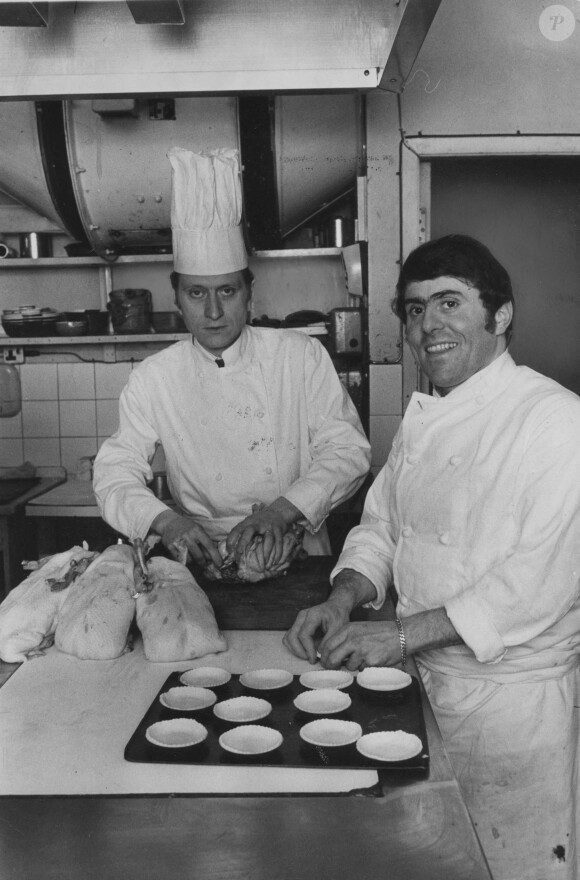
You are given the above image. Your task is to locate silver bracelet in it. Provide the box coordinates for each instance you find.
[394,616,407,668]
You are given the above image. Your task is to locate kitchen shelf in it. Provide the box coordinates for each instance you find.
[0,248,342,269]
[0,254,173,269]
[0,333,187,346]
[253,248,342,258]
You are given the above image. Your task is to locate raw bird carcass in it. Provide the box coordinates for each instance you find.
[136,556,227,662]
[204,526,305,583]
[0,545,97,663]
[54,543,137,660]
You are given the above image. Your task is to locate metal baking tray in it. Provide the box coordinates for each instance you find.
[124,671,429,773]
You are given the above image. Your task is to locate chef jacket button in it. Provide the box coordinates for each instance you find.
[449,455,462,466]
[399,596,409,608]
[401,526,413,538]
[475,395,485,406]
[265,466,273,475]
[438,532,451,545]
[256,410,264,419]
[406,455,418,465]
[215,473,223,482]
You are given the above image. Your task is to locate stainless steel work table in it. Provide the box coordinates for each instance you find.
[0,630,492,880]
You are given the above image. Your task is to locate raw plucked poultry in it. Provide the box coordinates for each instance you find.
[0,545,97,663]
[54,543,137,660]
[136,556,227,661]
[204,527,304,582]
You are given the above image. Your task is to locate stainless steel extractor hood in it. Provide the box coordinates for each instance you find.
[0,1,442,255]
[0,0,441,97]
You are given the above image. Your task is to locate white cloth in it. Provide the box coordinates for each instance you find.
[168,147,248,275]
[418,662,579,880]
[93,326,371,553]
[333,351,580,880]
[0,634,378,795]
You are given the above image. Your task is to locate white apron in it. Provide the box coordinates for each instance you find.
[335,353,580,880]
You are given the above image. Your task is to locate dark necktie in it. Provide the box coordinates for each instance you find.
[215,358,225,368]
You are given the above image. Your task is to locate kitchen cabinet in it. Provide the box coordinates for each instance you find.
[0,467,66,596]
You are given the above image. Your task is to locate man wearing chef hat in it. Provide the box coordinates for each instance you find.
[93,146,371,573]
[285,234,580,880]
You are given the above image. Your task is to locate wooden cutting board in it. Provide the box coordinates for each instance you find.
[191,556,370,631]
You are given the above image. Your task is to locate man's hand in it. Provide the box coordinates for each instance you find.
[320,608,465,671]
[283,600,351,664]
[226,498,302,568]
[318,621,402,671]
[285,568,390,667]
[151,510,222,568]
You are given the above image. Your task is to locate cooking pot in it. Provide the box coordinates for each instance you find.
[19,233,51,259]
[108,289,152,334]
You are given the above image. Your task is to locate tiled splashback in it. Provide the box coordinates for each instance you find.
[0,361,168,476]
[0,360,402,476]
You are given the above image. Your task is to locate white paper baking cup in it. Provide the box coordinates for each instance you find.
[293,688,352,715]
[145,718,208,749]
[160,686,217,712]
[179,667,232,688]
[239,668,293,690]
[356,667,412,692]
[298,670,354,690]
[299,718,362,747]
[219,725,283,755]
[214,696,272,723]
[356,730,423,762]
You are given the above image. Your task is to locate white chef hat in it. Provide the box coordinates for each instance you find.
[168,146,248,275]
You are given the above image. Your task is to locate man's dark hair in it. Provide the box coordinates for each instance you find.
[392,234,514,343]
[170,267,254,291]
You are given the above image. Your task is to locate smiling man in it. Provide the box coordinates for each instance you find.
[284,235,580,880]
[93,147,370,572]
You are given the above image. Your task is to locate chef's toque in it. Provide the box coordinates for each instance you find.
[168,146,248,275]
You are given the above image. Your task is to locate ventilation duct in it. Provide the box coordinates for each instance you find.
[0,95,363,258]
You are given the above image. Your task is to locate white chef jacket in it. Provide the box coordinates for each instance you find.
[333,351,580,880]
[93,326,371,553]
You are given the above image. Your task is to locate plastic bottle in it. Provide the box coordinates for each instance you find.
[0,364,22,417]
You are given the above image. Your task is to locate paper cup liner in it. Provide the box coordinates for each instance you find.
[179,667,231,688]
[239,668,293,690]
[356,667,412,692]
[299,670,354,691]
[293,688,352,715]
[213,696,272,723]
[219,724,283,755]
[356,730,423,762]
[160,686,217,712]
[299,718,362,747]
[145,718,208,749]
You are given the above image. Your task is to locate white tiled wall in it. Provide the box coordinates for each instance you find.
[1,358,403,476]
[369,363,403,476]
[0,361,131,473]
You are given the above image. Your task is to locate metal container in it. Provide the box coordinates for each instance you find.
[108,289,152,334]
[0,242,17,259]
[19,232,51,259]
[330,308,362,356]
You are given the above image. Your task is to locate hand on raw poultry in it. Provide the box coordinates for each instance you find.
[226,498,302,568]
[151,511,222,569]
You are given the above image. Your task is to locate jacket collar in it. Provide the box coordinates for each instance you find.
[192,325,250,369]
[416,350,517,407]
